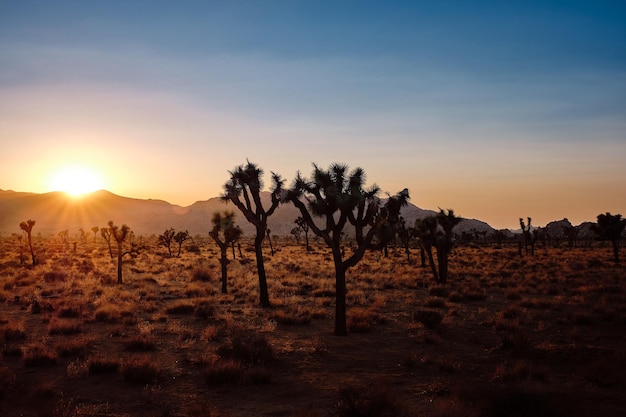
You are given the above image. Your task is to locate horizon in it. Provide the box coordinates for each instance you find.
[0,186,607,231]
[1,1,625,231]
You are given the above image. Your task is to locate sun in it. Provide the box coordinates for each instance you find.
[48,165,106,197]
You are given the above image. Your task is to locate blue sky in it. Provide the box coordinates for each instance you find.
[1,1,625,229]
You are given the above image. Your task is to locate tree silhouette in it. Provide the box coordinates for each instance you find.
[592,212,626,262]
[414,209,462,284]
[209,211,242,294]
[91,226,99,243]
[519,217,535,255]
[19,219,36,265]
[284,163,381,336]
[295,216,311,251]
[435,209,462,283]
[222,160,284,307]
[108,221,137,284]
[159,228,176,257]
[173,230,191,257]
[100,226,114,258]
[374,189,410,258]
[290,226,302,245]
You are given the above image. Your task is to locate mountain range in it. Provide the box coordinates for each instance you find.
[0,189,495,238]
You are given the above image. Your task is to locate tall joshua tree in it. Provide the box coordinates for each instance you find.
[285,163,381,336]
[209,211,242,294]
[592,212,626,262]
[108,221,137,284]
[19,219,37,265]
[222,160,284,307]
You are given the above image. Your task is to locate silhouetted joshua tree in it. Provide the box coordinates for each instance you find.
[414,209,462,284]
[91,226,99,243]
[19,219,36,265]
[290,226,302,245]
[173,230,191,257]
[108,221,138,284]
[295,216,311,251]
[374,189,410,258]
[209,211,242,294]
[100,226,114,258]
[592,212,626,262]
[222,160,284,307]
[159,228,176,257]
[519,217,535,256]
[284,163,381,336]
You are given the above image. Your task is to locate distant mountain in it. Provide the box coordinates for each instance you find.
[1,188,495,237]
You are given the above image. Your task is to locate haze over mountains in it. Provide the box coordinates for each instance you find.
[0,189,498,238]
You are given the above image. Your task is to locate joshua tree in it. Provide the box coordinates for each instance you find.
[91,226,99,242]
[435,209,462,284]
[374,189,410,258]
[290,226,302,245]
[173,230,191,257]
[592,212,626,262]
[295,216,311,251]
[222,160,284,307]
[519,217,535,255]
[108,221,138,284]
[414,209,462,284]
[266,228,275,256]
[158,228,176,257]
[284,163,382,336]
[209,211,242,294]
[414,216,440,282]
[100,226,114,258]
[19,219,36,265]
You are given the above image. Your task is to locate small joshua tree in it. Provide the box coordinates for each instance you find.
[519,217,535,256]
[100,226,114,258]
[374,189,410,258]
[108,221,138,284]
[173,230,191,257]
[159,228,176,257]
[19,219,37,266]
[295,216,311,251]
[592,212,626,262]
[209,211,242,294]
[414,209,462,284]
[91,226,99,243]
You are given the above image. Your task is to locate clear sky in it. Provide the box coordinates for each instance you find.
[1,1,625,229]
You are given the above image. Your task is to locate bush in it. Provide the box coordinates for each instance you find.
[414,310,443,329]
[166,301,196,315]
[22,345,58,366]
[88,356,120,374]
[217,326,274,366]
[203,358,245,385]
[191,268,212,282]
[123,335,156,352]
[121,358,161,384]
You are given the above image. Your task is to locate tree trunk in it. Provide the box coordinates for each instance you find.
[426,247,439,283]
[612,239,620,262]
[437,248,448,284]
[332,246,348,336]
[305,232,310,252]
[254,232,270,307]
[27,234,35,266]
[116,242,123,284]
[420,246,426,267]
[220,248,229,293]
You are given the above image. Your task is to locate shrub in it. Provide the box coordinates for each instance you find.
[48,318,82,335]
[166,301,196,315]
[88,356,120,374]
[1,323,26,341]
[191,268,212,282]
[414,310,443,329]
[22,344,58,366]
[123,335,156,352]
[94,305,122,323]
[217,327,274,366]
[203,358,245,385]
[121,358,161,384]
[334,385,401,417]
[55,337,92,358]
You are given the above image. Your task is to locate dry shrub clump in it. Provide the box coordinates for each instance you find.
[121,357,162,384]
[22,344,58,366]
[166,301,196,315]
[48,317,82,335]
[0,322,27,341]
[88,355,120,375]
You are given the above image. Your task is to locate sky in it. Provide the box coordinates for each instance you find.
[1,0,625,229]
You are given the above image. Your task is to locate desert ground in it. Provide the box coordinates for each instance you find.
[1,235,625,416]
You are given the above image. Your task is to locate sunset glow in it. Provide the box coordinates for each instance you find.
[47,165,105,197]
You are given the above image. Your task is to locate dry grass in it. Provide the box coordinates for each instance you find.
[0,236,625,416]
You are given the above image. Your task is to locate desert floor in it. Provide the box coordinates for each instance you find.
[1,237,625,416]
